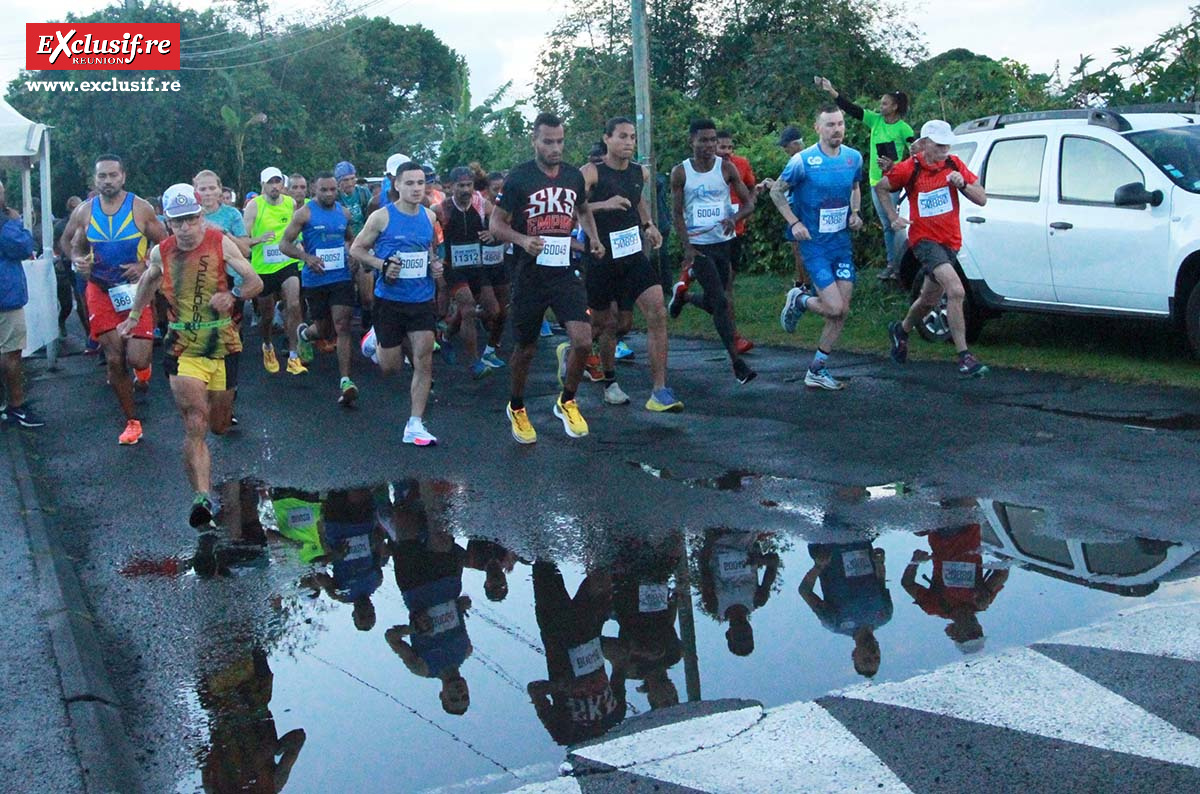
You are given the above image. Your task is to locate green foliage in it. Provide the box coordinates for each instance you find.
[1069,5,1200,105]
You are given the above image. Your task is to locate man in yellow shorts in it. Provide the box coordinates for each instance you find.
[119,184,263,528]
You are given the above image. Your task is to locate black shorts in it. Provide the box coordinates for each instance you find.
[510,264,589,346]
[374,298,436,348]
[257,263,301,297]
[485,263,510,288]
[445,267,485,298]
[910,239,960,281]
[303,279,355,321]
[585,251,660,311]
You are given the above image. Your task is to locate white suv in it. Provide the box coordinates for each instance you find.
[904,105,1200,356]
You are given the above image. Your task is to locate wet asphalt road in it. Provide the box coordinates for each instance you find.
[6,323,1200,792]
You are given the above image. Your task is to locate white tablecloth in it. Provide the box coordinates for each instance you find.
[21,255,59,360]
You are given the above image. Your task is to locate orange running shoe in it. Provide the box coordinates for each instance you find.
[118,419,143,445]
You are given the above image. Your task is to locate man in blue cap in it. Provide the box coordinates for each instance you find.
[336,161,375,334]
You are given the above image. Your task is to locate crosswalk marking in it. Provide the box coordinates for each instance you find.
[839,646,1200,768]
[1046,600,1200,662]
[572,705,761,770]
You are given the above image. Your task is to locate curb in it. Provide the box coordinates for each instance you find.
[5,429,142,794]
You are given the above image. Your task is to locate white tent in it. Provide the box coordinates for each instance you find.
[0,97,56,361]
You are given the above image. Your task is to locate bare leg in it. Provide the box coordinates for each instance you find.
[508,341,537,402]
[635,285,668,391]
[282,276,302,353]
[332,305,354,378]
[99,331,136,420]
[1,350,24,407]
[562,320,592,394]
[169,375,212,493]
[407,330,435,417]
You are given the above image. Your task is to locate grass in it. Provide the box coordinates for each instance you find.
[659,272,1200,390]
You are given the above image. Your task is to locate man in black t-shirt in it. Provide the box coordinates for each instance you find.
[490,112,605,445]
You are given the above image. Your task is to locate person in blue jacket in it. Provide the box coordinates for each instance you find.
[0,178,43,428]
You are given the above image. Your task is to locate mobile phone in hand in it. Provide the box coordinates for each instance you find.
[876,141,899,161]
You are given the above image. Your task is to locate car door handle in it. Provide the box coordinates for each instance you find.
[1049,222,1073,230]
[966,216,985,224]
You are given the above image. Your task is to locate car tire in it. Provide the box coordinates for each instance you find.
[1187,280,1200,358]
[910,269,985,344]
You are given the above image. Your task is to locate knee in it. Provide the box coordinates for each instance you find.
[333,315,352,336]
[944,281,966,302]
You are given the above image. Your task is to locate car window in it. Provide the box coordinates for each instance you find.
[1082,538,1169,576]
[983,137,1046,200]
[949,142,977,167]
[1059,136,1144,205]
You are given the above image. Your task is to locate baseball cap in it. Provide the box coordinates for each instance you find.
[919,120,957,146]
[260,166,284,183]
[385,153,411,175]
[422,163,438,181]
[162,183,202,219]
[778,125,803,147]
[334,161,356,180]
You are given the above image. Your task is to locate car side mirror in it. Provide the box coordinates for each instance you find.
[1113,182,1164,208]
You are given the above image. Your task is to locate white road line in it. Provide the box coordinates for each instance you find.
[503,778,580,794]
[1045,600,1200,662]
[840,646,1200,767]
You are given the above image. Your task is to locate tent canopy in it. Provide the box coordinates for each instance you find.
[0,98,48,169]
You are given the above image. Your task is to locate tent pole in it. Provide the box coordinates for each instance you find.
[39,131,57,366]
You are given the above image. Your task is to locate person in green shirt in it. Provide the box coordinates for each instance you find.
[816,77,915,280]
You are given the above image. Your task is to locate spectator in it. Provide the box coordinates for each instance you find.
[0,177,44,427]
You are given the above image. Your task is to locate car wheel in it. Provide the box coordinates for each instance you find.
[910,269,986,344]
[1187,280,1200,358]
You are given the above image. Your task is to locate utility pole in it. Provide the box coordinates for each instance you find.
[630,0,657,233]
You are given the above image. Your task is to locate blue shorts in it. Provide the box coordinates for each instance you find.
[806,251,856,291]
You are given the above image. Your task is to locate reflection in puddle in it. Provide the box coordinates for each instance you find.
[138,479,1200,793]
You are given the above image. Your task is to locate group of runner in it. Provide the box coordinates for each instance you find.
[27,97,987,528]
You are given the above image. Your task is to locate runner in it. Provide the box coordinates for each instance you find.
[349,161,442,446]
[335,161,376,335]
[117,183,263,527]
[768,104,865,390]
[489,112,606,444]
[473,167,509,370]
[52,195,89,343]
[68,154,167,444]
[279,172,359,405]
[667,119,757,384]
[1,182,43,428]
[800,540,892,677]
[367,153,410,214]
[581,116,680,412]
[769,125,813,323]
[878,120,990,377]
[287,173,309,208]
[716,129,757,354]
[435,166,493,378]
[243,166,306,375]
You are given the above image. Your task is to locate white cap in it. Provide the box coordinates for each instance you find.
[260,166,284,183]
[385,153,411,175]
[162,183,202,218]
[919,120,957,146]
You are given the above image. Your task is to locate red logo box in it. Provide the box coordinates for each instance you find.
[27,23,180,71]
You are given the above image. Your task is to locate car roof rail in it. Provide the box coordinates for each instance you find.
[954,103,1200,135]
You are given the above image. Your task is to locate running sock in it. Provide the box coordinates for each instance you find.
[406,416,422,430]
[561,388,576,403]
[134,366,151,383]
[510,397,525,411]
[604,369,616,382]
[483,345,496,357]
[289,351,299,360]
[811,349,829,371]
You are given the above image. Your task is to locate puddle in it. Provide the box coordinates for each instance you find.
[1014,405,1200,432]
[131,477,1200,793]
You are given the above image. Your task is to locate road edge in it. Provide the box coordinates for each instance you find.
[5,429,142,794]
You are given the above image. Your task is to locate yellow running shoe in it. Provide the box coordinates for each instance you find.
[262,345,280,373]
[553,396,588,438]
[507,403,537,444]
[286,356,308,375]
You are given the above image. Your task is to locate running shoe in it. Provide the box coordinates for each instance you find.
[339,377,358,407]
[539,319,553,337]
[957,351,989,378]
[4,405,45,428]
[556,341,569,388]
[735,335,754,355]
[733,358,757,385]
[887,321,909,364]
[877,264,899,281]
[481,351,506,369]
[439,334,458,365]
[584,354,605,383]
[615,340,634,360]
[84,339,100,355]
[553,396,589,438]
[603,381,630,405]
[189,492,214,528]
[669,282,690,319]
[286,356,308,375]
[507,403,537,444]
[804,366,845,390]
[402,418,438,446]
[471,359,493,380]
[780,287,807,333]
[118,419,143,445]
[296,323,315,363]
[677,265,695,289]
[645,387,684,413]
[262,345,280,373]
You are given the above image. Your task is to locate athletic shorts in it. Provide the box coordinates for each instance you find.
[445,268,484,299]
[85,281,154,341]
[303,280,355,321]
[374,298,436,348]
[257,263,301,297]
[164,354,228,391]
[911,239,960,279]
[585,251,659,311]
[0,308,26,354]
[485,262,510,288]
[805,250,856,291]
[510,265,589,346]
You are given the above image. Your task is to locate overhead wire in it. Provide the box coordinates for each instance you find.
[179,0,391,60]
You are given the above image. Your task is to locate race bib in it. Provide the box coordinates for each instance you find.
[717,551,754,581]
[396,250,428,279]
[731,203,740,215]
[285,506,315,528]
[942,561,978,589]
[425,600,461,635]
[344,534,371,562]
[638,583,669,613]
[107,283,136,313]
[481,245,506,266]
[841,549,874,578]
[691,202,726,227]
[609,226,643,259]
[451,243,481,268]
[536,236,571,267]
[818,206,849,234]
[917,187,954,218]
[568,638,604,677]
[315,246,345,271]
[263,242,287,264]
